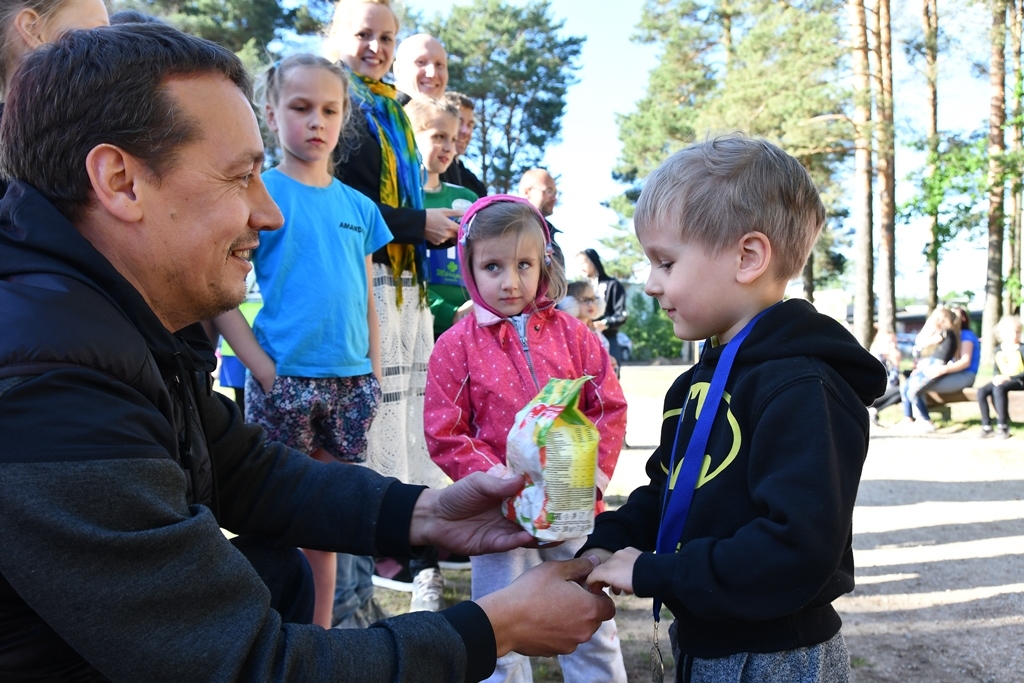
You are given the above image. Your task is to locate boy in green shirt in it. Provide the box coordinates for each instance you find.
[405,96,478,338]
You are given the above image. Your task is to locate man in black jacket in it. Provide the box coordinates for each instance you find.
[440,93,488,199]
[0,23,613,682]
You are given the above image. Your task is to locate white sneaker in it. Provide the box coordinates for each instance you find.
[409,568,444,612]
[867,406,879,425]
[912,419,936,433]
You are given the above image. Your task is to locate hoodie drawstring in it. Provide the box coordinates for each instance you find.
[172,352,195,473]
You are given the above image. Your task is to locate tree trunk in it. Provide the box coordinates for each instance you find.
[874,0,896,336]
[923,0,940,313]
[1007,0,1023,315]
[849,0,874,347]
[983,1,1007,368]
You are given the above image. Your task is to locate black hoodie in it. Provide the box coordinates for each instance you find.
[582,299,886,659]
[0,182,495,682]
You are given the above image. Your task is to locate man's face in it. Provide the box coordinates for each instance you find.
[414,112,458,176]
[525,172,557,216]
[130,74,283,330]
[455,105,475,156]
[395,35,448,98]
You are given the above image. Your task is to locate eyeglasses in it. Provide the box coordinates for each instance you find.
[577,296,597,304]
[528,186,558,197]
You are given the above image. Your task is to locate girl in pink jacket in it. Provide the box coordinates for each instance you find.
[424,195,628,683]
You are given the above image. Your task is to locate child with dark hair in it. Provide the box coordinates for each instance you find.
[577,248,627,367]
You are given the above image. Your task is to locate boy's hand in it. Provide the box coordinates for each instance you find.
[585,547,641,595]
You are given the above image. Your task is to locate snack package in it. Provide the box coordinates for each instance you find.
[504,377,598,541]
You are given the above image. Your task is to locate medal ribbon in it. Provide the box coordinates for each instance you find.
[652,307,772,624]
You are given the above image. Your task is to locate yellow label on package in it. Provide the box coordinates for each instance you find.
[504,377,598,541]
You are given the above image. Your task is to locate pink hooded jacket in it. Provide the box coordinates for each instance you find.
[424,196,626,504]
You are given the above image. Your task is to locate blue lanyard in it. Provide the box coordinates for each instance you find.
[652,307,771,623]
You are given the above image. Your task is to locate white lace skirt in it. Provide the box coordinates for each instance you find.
[362,264,448,489]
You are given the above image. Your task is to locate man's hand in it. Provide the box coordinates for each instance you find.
[425,208,463,245]
[477,557,616,657]
[409,472,533,555]
[585,547,641,596]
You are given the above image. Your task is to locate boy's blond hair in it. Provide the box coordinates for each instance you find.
[634,134,825,281]
[404,96,459,133]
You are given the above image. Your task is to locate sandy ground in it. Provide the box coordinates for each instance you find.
[374,365,1023,681]
[604,366,1024,683]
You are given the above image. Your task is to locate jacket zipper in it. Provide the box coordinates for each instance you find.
[511,315,540,390]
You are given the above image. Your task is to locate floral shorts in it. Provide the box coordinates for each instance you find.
[245,373,381,463]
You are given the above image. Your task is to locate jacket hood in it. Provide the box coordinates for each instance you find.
[708,299,886,406]
[457,194,554,319]
[0,181,214,372]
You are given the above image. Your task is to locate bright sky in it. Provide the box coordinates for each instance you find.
[401,1,1000,301]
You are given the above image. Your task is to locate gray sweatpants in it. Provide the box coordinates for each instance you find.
[671,626,850,683]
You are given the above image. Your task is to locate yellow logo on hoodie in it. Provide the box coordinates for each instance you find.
[662,382,742,491]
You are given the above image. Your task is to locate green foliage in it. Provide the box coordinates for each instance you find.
[613,0,718,185]
[620,290,683,361]
[899,131,989,259]
[116,0,334,60]
[609,0,850,292]
[598,192,647,280]
[423,0,584,193]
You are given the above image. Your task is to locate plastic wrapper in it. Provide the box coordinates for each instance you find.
[503,377,598,541]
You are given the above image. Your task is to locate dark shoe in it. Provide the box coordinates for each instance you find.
[438,553,471,571]
[372,558,414,592]
[997,425,1011,440]
[980,426,994,439]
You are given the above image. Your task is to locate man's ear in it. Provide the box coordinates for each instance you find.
[735,231,772,284]
[12,8,46,50]
[85,144,145,223]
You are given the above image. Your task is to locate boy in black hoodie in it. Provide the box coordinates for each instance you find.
[581,135,886,682]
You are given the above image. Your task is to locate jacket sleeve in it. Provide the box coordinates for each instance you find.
[334,111,427,245]
[631,374,868,622]
[424,330,507,482]
[600,279,628,329]
[577,326,627,495]
[0,368,494,682]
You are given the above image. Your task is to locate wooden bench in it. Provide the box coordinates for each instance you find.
[924,385,1024,423]
[924,388,976,422]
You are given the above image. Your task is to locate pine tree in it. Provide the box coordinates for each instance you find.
[423,0,584,193]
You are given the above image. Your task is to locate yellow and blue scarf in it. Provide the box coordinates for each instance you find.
[346,68,426,306]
